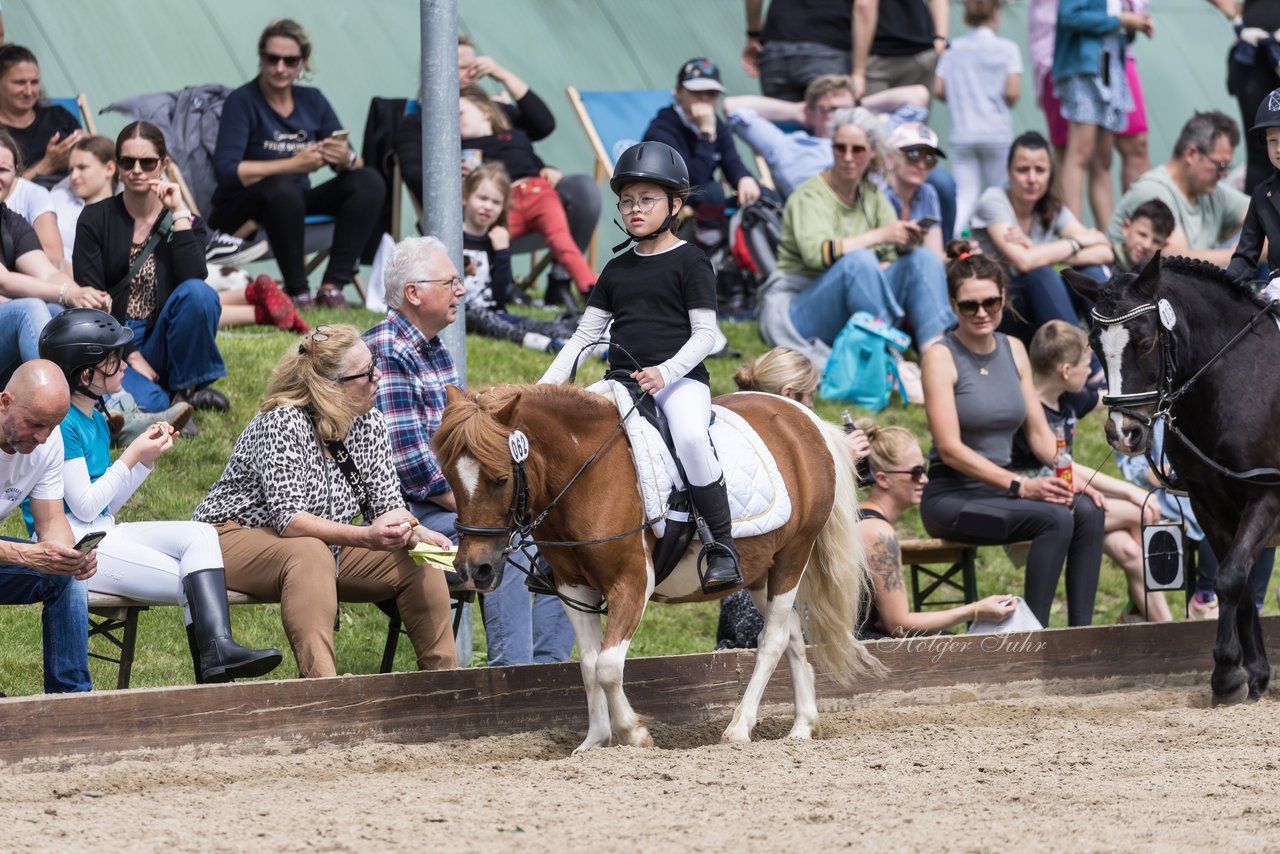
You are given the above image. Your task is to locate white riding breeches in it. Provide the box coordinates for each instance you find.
[86,520,225,619]
[652,376,722,487]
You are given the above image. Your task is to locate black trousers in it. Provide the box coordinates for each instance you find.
[920,472,1105,627]
[209,168,385,295]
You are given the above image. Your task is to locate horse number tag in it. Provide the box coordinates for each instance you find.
[508,430,529,463]
[1158,299,1177,331]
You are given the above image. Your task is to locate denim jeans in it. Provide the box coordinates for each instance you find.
[925,167,958,243]
[789,248,955,348]
[758,41,851,102]
[408,499,473,666]
[0,297,52,386]
[121,279,227,412]
[481,543,575,667]
[1000,264,1108,347]
[0,554,91,693]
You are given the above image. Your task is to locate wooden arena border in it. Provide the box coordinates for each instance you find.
[2,617,1273,764]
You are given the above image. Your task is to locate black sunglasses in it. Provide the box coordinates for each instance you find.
[902,149,939,169]
[118,156,161,172]
[336,353,379,384]
[881,465,927,482]
[260,51,304,68]
[955,295,1004,316]
[832,142,869,157]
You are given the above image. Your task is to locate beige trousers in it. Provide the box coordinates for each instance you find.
[216,521,457,677]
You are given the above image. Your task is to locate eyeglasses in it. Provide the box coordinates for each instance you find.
[260,52,304,68]
[1196,149,1232,176]
[902,149,939,169]
[616,196,665,214]
[117,156,161,172]
[336,353,379,384]
[955,295,1004,316]
[412,276,465,291]
[832,142,870,158]
[880,465,927,482]
[298,325,333,356]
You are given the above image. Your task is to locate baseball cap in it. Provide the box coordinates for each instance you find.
[886,122,947,158]
[677,57,725,93]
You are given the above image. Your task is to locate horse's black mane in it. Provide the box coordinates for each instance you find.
[1158,255,1267,309]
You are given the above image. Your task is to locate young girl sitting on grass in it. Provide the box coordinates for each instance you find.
[461,163,580,353]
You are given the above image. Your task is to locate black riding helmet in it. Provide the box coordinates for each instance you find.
[1251,87,1280,136]
[610,141,690,251]
[38,308,133,399]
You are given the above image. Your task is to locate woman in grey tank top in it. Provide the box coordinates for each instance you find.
[918,245,1104,628]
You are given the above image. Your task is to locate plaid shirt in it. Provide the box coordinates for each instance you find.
[363,310,462,504]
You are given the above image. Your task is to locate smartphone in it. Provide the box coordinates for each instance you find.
[74,531,107,553]
[843,410,878,489]
[915,217,939,231]
[330,129,350,141]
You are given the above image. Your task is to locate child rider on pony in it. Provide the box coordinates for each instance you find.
[538,141,742,594]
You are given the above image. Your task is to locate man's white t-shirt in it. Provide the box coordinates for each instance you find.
[0,426,64,522]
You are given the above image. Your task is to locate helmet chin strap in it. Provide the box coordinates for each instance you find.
[611,193,677,252]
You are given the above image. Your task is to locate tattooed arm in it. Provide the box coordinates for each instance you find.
[858,516,1018,636]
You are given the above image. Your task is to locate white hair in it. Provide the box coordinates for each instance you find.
[828,106,888,180]
[382,235,450,310]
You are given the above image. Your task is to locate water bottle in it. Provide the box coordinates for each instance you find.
[843,410,877,489]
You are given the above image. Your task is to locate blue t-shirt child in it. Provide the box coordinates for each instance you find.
[22,405,110,535]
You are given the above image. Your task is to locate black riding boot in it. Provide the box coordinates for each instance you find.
[184,569,283,683]
[689,478,743,594]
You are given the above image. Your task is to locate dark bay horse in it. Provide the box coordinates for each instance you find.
[1067,254,1280,704]
[434,383,881,752]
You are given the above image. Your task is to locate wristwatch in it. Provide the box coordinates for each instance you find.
[1007,477,1023,498]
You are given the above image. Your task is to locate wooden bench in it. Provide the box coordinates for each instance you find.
[87,574,476,690]
[900,538,979,611]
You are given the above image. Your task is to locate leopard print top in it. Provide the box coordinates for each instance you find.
[193,406,405,540]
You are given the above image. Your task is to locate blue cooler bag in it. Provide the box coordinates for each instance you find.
[819,312,911,412]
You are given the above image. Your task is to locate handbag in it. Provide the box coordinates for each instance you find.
[819,311,911,413]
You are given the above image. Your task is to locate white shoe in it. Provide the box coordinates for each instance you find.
[205,230,269,267]
[896,356,925,404]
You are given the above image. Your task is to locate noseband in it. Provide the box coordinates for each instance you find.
[1092,297,1280,485]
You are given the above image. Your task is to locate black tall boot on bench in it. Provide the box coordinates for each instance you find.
[183,569,283,683]
[689,478,743,594]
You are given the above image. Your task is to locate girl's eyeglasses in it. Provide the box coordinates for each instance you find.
[902,149,939,169]
[832,142,869,157]
[881,465,927,482]
[260,52,304,68]
[336,353,379,384]
[118,156,161,172]
[616,196,665,214]
[955,295,1004,316]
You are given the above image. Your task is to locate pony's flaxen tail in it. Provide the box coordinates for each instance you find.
[798,420,886,686]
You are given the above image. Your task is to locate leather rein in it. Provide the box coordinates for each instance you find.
[1091,298,1280,486]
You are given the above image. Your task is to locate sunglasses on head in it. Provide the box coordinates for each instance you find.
[881,464,927,482]
[902,149,939,169]
[260,51,304,68]
[955,295,1004,316]
[832,142,869,157]
[117,156,161,172]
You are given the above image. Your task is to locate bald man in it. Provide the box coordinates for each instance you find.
[0,360,96,694]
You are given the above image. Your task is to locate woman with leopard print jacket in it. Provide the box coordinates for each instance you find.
[194,324,457,677]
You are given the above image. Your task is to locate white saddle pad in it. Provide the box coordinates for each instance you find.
[588,380,792,539]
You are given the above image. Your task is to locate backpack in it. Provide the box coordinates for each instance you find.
[819,312,912,412]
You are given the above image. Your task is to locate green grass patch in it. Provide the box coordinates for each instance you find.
[0,302,1192,696]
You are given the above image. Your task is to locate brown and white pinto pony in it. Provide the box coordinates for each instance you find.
[434,383,881,752]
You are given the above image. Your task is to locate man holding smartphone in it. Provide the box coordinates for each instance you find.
[0,361,96,694]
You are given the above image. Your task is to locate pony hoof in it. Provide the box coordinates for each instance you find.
[720,726,751,744]
[626,727,654,748]
[572,735,611,754]
[1211,683,1250,707]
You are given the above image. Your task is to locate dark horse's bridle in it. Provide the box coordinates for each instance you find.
[1091,297,1280,486]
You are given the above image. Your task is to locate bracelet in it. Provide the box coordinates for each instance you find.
[747,29,762,38]
[933,35,950,48]
[345,148,358,170]
[972,602,979,623]
[1066,237,1081,256]
[58,283,68,306]
[172,209,193,224]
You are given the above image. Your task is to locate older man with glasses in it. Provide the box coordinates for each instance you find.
[362,236,573,669]
[1108,110,1249,269]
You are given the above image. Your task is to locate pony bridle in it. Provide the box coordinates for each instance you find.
[1090,301,1172,427]
[452,430,532,553]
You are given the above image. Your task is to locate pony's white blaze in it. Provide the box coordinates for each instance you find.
[1099,324,1131,437]
[454,455,481,500]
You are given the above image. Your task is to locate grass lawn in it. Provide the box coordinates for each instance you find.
[0,300,1185,696]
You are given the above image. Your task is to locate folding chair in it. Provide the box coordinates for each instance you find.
[49,93,97,135]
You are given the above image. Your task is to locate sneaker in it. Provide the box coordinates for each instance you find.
[316,284,349,310]
[292,292,317,310]
[205,230,269,267]
[1187,591,1219,621]
[116,401,195,447]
